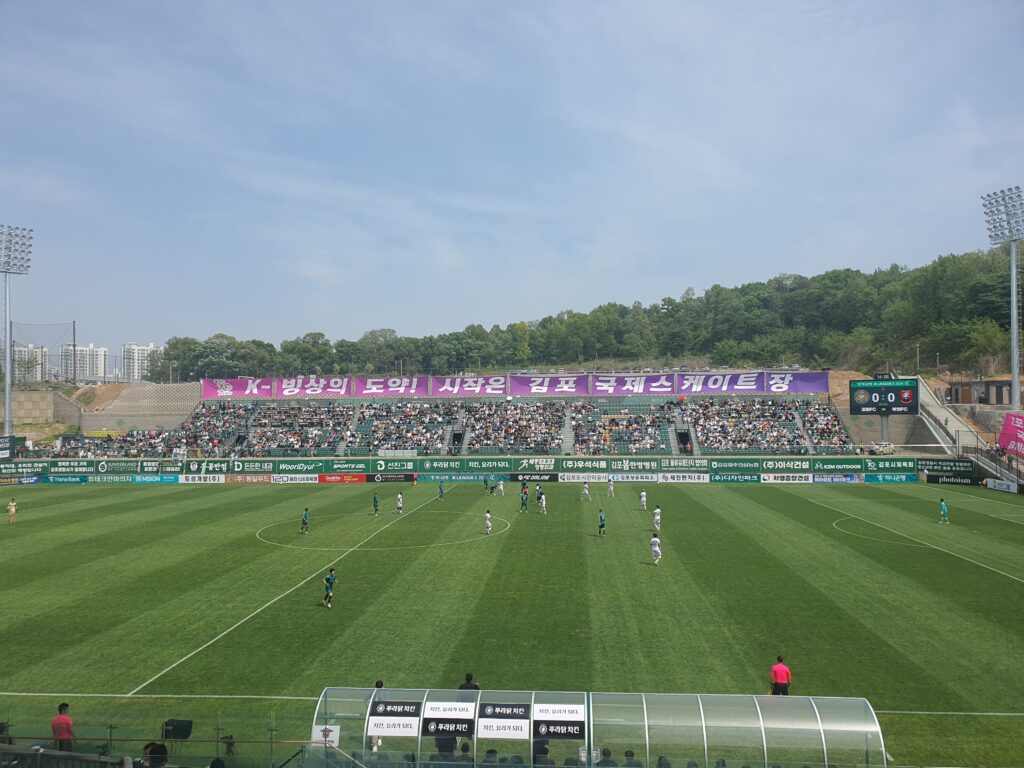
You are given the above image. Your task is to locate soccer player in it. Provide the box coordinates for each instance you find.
[7,498,15,525]
[485,510,492,535]
[770,656,792,695]
[540,494,547,514]
[483,476,489,493]
[582,481,591,501]
[536,485,544,508]
[498,479,504,496]
[939,498,949,524]
[598,509,606,537]
[372,493,380,516]
[652,505,662,532]
[607,478,615,497]
[299,507,310,534]
[439,480,445,501]
[520,490,529,512]
[396,492,404,514]
[640,489,647,512]
[322,568,337,609]
[650,533,662,565]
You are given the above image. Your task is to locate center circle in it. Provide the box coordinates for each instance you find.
[256,510,511,551]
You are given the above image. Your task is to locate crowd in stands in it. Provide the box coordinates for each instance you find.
[463,401,565,454]
[242,402,356,456]
[40,396,863,458]
[572,401,673,455]
[684,398,802,453]
[357,401,459,454]
[799,402,855,454]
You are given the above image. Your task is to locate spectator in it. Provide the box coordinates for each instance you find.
[51,703,74,752]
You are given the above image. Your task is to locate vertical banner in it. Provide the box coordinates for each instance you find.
[997,412,1024,458]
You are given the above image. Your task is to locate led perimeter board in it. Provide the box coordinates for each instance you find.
[849,378,919,415]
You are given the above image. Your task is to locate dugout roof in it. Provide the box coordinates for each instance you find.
[309,687,886,768]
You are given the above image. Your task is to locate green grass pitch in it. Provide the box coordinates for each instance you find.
[1,481,1023,766]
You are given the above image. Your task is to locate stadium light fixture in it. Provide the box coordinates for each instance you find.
[981,186,1024,409]
[0,225,33,438]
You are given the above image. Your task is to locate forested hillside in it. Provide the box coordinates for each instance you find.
[150,248,1014,380]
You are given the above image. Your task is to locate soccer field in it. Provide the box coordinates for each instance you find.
[2,481,1023,767]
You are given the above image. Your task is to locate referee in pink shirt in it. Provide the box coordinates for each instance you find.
[770,656,792,695]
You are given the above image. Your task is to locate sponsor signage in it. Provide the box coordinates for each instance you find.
[659,457,710,470]
[0,435,13,461]
[97,459,147,474]
[531,703,586,741]
[231,459,277,473]
[271,474,319,484]
[179,474,226,484]
[87,474,133,484]
[659,473,709,483]
[18,475,41,485]
[324,459,375,473]
[917,458,975,475]
[810,458,864,472]
[51,459,96,474]
[183,460,230,475]
[813,474,862,484]
[371,473,416,483]
[609,458,659,472]
[0,460,49,476]
[926,474,975,485]
[478,703,530,741]
[515,457,556,473]
[318,473,366,484]
[466,458,515,471]
[863,457,917,472]
[367,701,422,737]
[132,475,179,484]
[419,473,499,483]
[560,472,609,483]
[760,474,813,483]
[513,473,559,482]
[608,472,659,483]
[761,458,811,472]
[710,473,761,483]
[708,458,761,471]
[43,475,88,484]
[420,701,476,738]
[864,473,918,484]
[986,478,1019,494]
[561,458,610,472]
[226,474,273,484]
[0,476,20,485]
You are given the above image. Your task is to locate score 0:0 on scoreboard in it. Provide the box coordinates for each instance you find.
[849,378,919,415]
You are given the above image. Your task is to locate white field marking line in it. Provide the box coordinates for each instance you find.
[127,490,449,696]
[942,487,1024,509]
[255,511,512,551]
[938,489,1024,526]
[0,691,316,701]
[831,516,927,548]
[804,496,1024,586]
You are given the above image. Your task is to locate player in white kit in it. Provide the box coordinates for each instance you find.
[582,482,591,500]
[650,533,662,566]
[540,494,547,514]
[640,490,647,512]
[485,510,492,535]
[498,480,504,496]
[607,478,615,497]
[652,505,662,532]
[395,493,404,514]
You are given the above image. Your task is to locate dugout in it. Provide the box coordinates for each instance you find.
[307,688,886,768]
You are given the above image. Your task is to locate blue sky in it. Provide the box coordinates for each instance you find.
[1,1,1022,359]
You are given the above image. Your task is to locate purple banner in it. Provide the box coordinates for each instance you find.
[202,378,274,399]
[509,374,590,396]
[278,376,350,398]
[202,370,830,399]
[431,376,507,397]
[676,371,828,395]
[353,376,427,397]
[591,374,676,396]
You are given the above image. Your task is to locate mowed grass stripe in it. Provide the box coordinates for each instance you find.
[130,488,472,695]
[755,486,1024,711]
[792,485,1024,640]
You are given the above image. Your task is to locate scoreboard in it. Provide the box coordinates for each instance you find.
[849,378,919,415]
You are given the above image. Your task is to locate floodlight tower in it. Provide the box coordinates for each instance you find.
[982,186,1024,409]
[0,226,33,437]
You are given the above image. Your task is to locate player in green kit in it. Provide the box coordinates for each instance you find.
[322,568,337,608]
[520,491,529,512]
[372,493,380,516]
[939,498,949,524]
[299,508,309,534]
[598,510,607,537]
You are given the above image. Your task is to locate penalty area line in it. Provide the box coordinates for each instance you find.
[127,490,449,696]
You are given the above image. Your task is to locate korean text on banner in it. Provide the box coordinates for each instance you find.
[997,412,1024,458]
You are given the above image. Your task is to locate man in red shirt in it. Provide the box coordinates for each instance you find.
[770,656,792,695]
[51,702,75,751]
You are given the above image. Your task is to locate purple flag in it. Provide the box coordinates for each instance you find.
[202,378,274,399]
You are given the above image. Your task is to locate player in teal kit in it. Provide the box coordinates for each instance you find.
[299,508,309,534]
[372,493,380,516]
[939,498,950,524]
[322,568,337,608]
